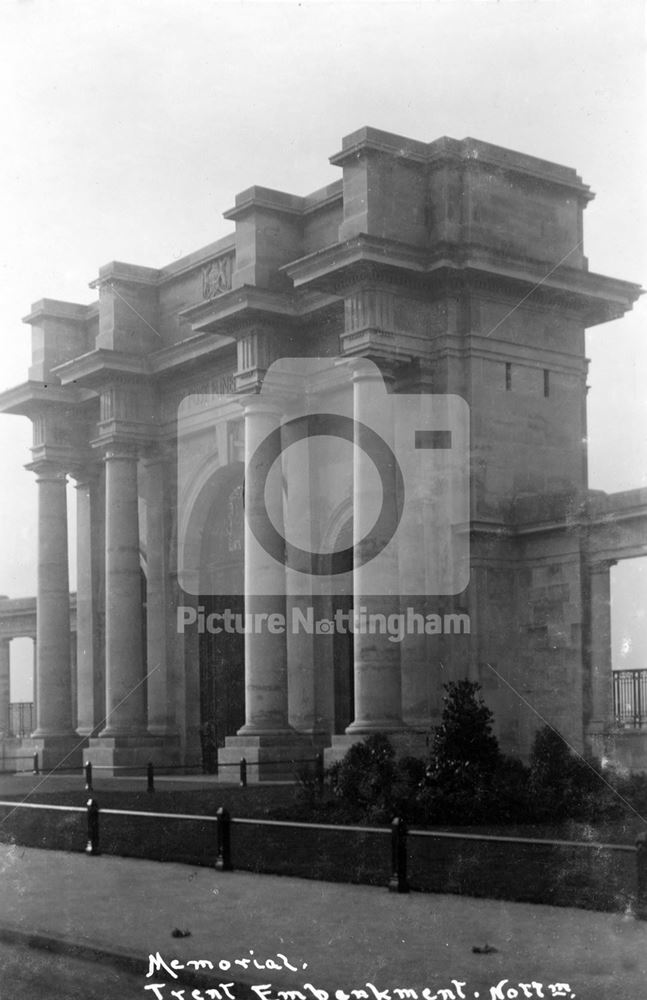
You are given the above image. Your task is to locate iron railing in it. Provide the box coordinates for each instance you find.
[7,702,33,737]
[613,670,647,728]
[0,797,643,916]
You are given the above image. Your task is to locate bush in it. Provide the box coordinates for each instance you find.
[528,726,618,822]
[429,679,500,779]
[327,735,430,823]
[328,733,397,821]
[413,681,508,825]
[488,754,533,823]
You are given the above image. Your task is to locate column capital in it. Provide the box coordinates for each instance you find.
[69,461,103,488]
[24,459,68,483]
[346,356,400,389]
[95,439,141,462]
[238,391,285,421]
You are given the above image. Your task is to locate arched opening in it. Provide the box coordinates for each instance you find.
[197,463,245,770]
[611,557,647,727]
[8,636,35,736]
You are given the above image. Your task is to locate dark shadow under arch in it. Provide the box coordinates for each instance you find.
[196,464,245,769]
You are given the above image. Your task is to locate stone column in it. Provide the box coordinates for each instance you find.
[0,639,10,737]
[589,560,616,733]
[283,414,333,741]
[31,461,75,739]
[31,639,37,733]
[347,365,403,734]
[100,443,147,737]
[73,465,105,736]
[237,395,290,735]
[141,450,176,746]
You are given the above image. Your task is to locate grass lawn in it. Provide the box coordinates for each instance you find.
[0,783,640,913]
[0,782,643,843]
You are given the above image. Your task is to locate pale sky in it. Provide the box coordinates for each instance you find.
[0,0,645,696]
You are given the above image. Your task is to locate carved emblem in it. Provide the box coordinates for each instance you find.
[202,254,233,299]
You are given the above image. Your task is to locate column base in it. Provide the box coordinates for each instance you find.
[324,729,428,767]
[84,735,180,776]
[345,719,405,735]
[0,735,36,769]
[18,734,86,772]
[218,732,312,782]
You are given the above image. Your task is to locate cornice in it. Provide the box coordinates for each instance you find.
[53,349,150,388]
[329,128,593,201]
[149,332,236,376]
[282,235,642,325]
[178,284,341,337]
[89,261,160,290]
[0,380,95,417]
[22,299,94,326]
[179,285,299,333]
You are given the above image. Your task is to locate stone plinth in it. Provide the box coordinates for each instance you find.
[84,735,179,776]
[218,734,311,782]
[18,735,85,772]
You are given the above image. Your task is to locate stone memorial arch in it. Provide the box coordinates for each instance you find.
[0,126,645,777]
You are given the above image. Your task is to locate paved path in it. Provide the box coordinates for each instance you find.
[0,843,645,1000]
[0,939,142,1000]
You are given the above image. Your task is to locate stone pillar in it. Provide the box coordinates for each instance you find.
[238,395,290,735]
[283,412,333,742]
[142,450,179,758]
[219,393,305,780]
[589,560,616,735]
[347,365,403,734]
[73,464,105,736]
[100,443,147,737]
[31,462,75,740]
[0,639,10,737]
[31,639,37,732]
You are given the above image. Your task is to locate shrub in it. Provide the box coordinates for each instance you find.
[328,733,397,821]
[416,680,504,825]
[489,754,533,823]
[429,679,500,780]
[528,725,617,822]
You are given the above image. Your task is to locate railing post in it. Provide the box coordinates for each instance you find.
[636,833,647,919]
[388,816,409,893]
[216,806,232,871]
[239,757,247,788]
[85,798,100,856]
[84,760,93,791]
[315,752,324,792]
[32,751,39,775]
[147,761,154,794]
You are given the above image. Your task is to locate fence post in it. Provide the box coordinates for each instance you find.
[32,751,39,775]
[85,798,100,856]
[315,752,324,793]
[239,757,247,788]
[147,761,154,794]
[388,816,409,893]
[636,833,647,919]
[216,807,232,871]
[84,761,93,791]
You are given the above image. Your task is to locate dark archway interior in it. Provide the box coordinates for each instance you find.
[332,517,354,733]
[198,464,245,769]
